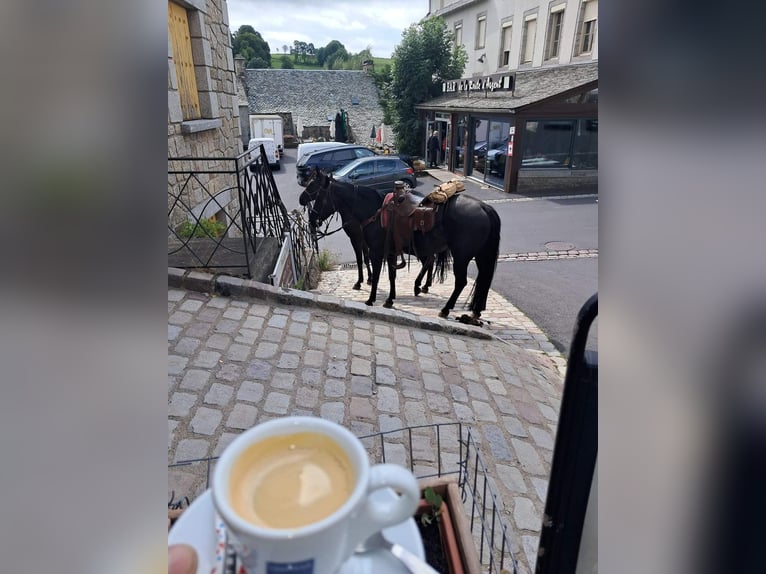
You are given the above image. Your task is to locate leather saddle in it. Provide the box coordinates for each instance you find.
[381,190,439,258]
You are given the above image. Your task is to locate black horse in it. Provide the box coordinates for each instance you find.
[312,213,372,290]
[299,171,501,324]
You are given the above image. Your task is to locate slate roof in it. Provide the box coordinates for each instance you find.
[243,69,386,136]
[417,61,598,113]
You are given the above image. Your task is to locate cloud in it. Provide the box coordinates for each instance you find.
[227,0,424,57]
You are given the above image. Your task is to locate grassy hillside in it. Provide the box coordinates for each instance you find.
[269,54,392,71]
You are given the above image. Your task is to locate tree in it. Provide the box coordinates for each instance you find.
[281,56,294,69]
[282,44,288,55]
[323,40,349,69]
[232,25,272,68]
[388,17,466,155]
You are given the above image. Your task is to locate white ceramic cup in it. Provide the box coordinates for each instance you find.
[212,416,420,574]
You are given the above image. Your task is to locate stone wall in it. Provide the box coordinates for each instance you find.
[168,0,241,231]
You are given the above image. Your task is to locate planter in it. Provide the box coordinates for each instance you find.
[417,477,481,574]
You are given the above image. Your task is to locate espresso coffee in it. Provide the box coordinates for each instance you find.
[229,432,355,529]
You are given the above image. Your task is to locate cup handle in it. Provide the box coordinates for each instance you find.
[344,464,420,554]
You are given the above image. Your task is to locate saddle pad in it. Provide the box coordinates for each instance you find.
[381,192,395,228]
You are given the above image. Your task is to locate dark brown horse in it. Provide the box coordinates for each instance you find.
[299,171,501,323]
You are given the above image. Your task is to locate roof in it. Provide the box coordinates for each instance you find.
[243,69,386,130]
[416,61,598,113]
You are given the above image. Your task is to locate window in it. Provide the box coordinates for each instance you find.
[522,120,575,168]
[520,15,537,64]
[545,5,565,60]
[500,23,512,67]
[354,148,375,159]
[576,0,597,55]
[168,1,201,120]
[454,22,463,47]
[476,14,487,50]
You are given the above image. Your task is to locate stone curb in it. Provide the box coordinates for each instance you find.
[168,267,493,340]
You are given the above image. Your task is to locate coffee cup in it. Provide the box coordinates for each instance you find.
[211,416,420,574]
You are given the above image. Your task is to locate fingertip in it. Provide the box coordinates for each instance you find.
[168,544,197,574]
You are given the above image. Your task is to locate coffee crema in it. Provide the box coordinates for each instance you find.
[228,432,355,529]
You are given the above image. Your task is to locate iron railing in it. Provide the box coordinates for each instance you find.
[168,146,315,284]
[169,422,517,574]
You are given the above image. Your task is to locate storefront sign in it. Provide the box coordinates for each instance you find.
[442,74,514,94]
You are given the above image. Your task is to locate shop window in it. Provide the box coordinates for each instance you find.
[168,1,201,120]
[500,22,513,67]
[545,4,566,61]
[572,119,598,169]
[575,0,597,56]
[521,15,537,64]
[522,120,574,168]
[476,14,487,50]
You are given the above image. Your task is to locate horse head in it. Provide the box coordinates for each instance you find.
[300,169,337,228]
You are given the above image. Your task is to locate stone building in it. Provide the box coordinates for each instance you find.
[167,0,241,230]
[236,68,394,148]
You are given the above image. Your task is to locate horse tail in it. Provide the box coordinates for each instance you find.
[434,249,452,283]
[468,204,501,315]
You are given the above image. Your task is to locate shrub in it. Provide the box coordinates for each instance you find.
[177,218,227,239]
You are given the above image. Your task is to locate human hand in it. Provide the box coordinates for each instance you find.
[168,544,197,574]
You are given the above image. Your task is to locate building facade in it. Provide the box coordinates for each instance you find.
[168,0,241,229]
[419,0,598,194]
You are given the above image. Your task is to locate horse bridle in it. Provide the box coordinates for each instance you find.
[304,172,347,238]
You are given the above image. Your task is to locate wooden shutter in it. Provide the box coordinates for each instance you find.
[168,1,201,120]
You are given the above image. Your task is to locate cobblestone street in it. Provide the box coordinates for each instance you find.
[168,268,566,573]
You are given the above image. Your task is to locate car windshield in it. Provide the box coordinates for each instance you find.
[334,158,367,177]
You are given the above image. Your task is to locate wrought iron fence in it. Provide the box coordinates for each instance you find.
[168,146,315,284]
[168,422,518,573]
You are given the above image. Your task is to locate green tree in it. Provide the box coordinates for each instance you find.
[232,25,271,68]
[281,56,294,69]
[389,17,466,155]
[323,40,349,69]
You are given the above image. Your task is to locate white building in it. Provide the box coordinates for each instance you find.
[419,0,598,193]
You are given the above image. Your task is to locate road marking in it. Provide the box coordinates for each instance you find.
[484,193,598,204]
[338,249,598,267]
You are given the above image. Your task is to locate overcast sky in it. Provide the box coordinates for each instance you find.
[226,0,427,58]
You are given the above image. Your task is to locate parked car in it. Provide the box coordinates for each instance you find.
[296,145,377,186]
[296,141,349,163]
[332,156,417,193]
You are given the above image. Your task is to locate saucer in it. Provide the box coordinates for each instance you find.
[169,489,425,574]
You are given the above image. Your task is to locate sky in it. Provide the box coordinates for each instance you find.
[226,0,428,59]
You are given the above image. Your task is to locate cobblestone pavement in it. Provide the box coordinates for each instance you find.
[168,285,564,573]
[315,265,568,378]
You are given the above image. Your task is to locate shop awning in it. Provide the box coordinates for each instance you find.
[416,61,598,114]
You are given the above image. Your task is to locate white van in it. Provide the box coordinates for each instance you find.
[248,137,280,171]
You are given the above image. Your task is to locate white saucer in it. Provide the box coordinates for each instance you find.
[169,489,425,574]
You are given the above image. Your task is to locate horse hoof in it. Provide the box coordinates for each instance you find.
[421,286,429,294]
[439,310,449,318]
[414,287,421,296]
[383,300,394,308]
[353,283,362,290]
[365,300,373,306]
[366,279,372,285]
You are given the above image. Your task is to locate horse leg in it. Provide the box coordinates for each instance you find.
[363,242,372,285]
[365,251,384,306]
[422,259,434,293]
[383,255,398,308]
[352,238,364,290]
[414,255,433,296]
[439,257,469,318]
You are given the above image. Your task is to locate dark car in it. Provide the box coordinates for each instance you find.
[332,156,417,193]
[296,145,377,186]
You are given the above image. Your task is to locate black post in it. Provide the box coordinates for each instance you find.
[535,294,598,574]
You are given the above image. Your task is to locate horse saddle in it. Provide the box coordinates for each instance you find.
[381,192,438,257]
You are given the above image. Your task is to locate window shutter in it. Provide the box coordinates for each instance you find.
[583,0,598,21]
[168,1,201,120]
[523,18,537,62]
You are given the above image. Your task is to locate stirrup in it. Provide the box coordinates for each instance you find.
[396,255,406,270]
